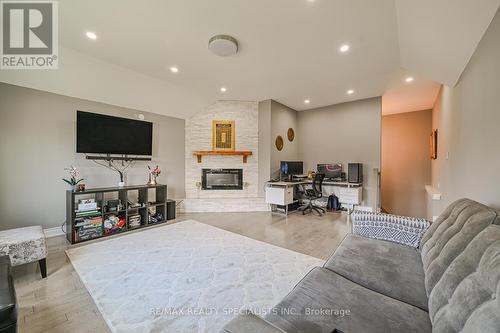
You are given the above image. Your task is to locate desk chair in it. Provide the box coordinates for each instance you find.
[298,173,325,215]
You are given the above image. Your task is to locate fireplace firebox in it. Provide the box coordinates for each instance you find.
[202,169,243,190]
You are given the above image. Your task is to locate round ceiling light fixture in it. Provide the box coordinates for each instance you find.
[208,35,238,56]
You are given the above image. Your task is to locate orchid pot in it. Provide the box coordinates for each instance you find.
[147,165,161,186]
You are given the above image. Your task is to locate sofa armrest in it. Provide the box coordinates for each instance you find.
[220,311,286,333]
[352,211,429,249]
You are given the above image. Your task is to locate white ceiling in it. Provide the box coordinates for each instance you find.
[3,0,499,117]
[396,0,500,87]
[382,69,441,115]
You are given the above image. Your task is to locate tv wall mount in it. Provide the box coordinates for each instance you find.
[85,154,152,186]
[85,154,151,162]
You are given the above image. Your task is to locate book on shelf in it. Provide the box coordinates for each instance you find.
[128,202,144,209]
[75,221,102,228]
[128,214,142,228]
[75,207,100,213]
[75,209,101,217]
[76,227,103,241]
[77,202,98,212]
[79,224,101,230]
[75,216,103,228]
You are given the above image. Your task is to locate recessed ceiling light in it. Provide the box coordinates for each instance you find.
[169,67,179,73]
[340,44,350,53]
[405,77,414,83]
[86,31,97,40]
[220,87,227,92]
[347,89,354,95]
[304,99,310,104]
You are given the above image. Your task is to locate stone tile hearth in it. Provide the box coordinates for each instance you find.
[178,198,269,213]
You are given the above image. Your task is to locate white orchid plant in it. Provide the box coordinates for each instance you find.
[63,166,84,186]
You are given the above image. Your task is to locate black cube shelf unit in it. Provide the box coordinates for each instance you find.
[66,184,172,244]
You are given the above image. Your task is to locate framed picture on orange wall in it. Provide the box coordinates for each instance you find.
[430,129,438,159]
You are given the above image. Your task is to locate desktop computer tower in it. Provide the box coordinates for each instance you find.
[348,163,363,183]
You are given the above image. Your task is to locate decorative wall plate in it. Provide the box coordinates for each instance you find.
[275,135,284,151]
[287,128,295,142]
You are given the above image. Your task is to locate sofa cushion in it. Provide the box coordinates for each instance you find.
[429,225,500,333]
[221,311,286,333]
[323,234,428,311]
[420,198,499,296]
[265,267,431,333]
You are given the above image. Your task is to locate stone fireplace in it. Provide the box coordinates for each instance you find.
[202,169,243,190]
[180,100,269,212]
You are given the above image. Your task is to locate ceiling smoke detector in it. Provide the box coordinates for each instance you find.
[208,35,238,56]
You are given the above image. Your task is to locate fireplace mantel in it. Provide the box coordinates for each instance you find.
[192,150,253,163]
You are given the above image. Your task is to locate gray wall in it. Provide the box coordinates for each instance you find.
[430,8,500,214]
[297,97,382,210]
[258,100,272,196]
[382,110,431,218]
[270,100,299,176]
[0,83,185,230]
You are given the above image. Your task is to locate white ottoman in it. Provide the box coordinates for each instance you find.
[0,226,48,278]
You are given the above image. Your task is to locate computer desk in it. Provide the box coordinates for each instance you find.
[265,180,309,215]
[265,179,363,215]
[304,179,363,213]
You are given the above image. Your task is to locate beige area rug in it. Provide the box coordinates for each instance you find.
[66,220,324,333]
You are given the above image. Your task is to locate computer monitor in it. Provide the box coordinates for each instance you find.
[317,163,342,179]
[280,161,304,176]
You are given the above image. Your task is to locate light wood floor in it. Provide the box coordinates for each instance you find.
[12,211,351,333]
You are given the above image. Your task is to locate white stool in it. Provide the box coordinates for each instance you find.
[0,226,48,278]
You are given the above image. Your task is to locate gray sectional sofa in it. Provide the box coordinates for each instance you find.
[221,198,500,333]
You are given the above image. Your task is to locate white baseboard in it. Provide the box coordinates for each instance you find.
[44,226,65,238]
[353,205,374,212]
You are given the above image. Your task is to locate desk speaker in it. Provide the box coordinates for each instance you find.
[348,163,363,183]
[166,200,176,220]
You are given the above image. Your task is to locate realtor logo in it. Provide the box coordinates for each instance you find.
[1,0,58,69]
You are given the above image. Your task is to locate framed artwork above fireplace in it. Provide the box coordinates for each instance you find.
[212,120,235,151]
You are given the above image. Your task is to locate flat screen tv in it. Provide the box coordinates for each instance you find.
[76,111,153,155]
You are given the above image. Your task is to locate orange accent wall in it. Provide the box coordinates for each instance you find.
[381,110,432,218]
